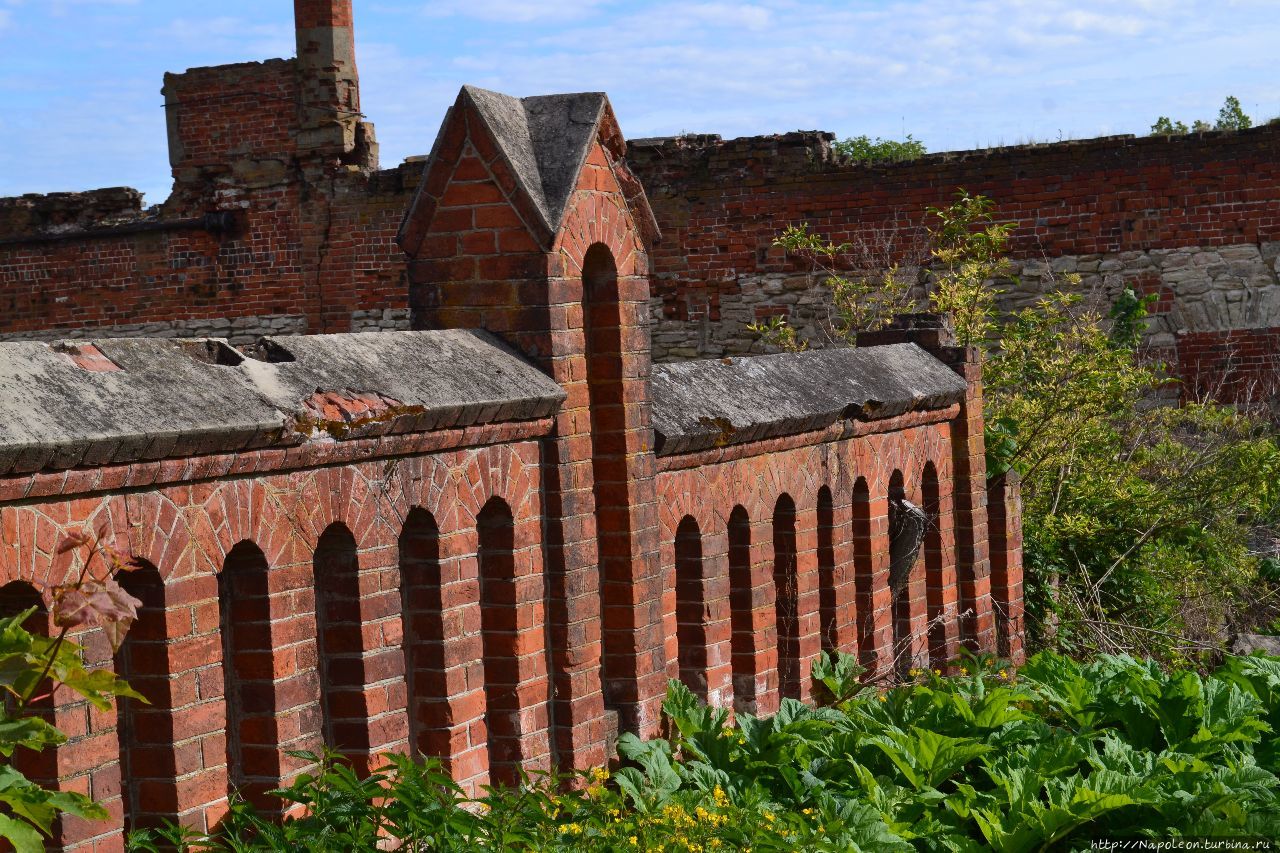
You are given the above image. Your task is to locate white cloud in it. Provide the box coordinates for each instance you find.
[154,16,293,60]
[420,0,613,24]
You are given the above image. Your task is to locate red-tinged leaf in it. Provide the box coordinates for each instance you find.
[119,555,149,573]
[99,615,133,655]
[50,578,142,649]
[54,530,90,555]
[51,586,92,629]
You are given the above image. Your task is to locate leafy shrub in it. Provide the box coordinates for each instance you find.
[759,190,1280,661]
[753,190,1008,349]
[130,651,1280,851]
[986,288,1280,658]
[1152,95,1253,134]
[834,134,926,163]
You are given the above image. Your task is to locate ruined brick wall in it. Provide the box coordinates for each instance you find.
[627,127,1280,399]
[0,68,1022,852]
[0,23,414,345]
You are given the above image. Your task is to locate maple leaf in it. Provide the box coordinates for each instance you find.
[54,530,91,555]
[51,578,142,653]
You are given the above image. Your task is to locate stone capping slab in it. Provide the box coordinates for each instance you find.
[0,328,565,476]
[649,343,966,456]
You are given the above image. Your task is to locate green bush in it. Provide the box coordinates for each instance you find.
[985,287,1280,659]
[834,134,927,163]
[1152,95,1253,134]
[130,651,1280,851]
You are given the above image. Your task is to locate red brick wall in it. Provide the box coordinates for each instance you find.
[628,126,1280,281]
[402,91,664,760]
[0,54,412,343]
[628,126,1280,398]
[163,60,299,173]
[655,416,963,708]
[0,426,552,850]
[0,78,1021,852]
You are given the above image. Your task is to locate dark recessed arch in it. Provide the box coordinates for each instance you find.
[399,508,444,759]
[674,516,707,698]
[817,486,837,654]
[477,496,521,785]
[851,477,875,668]
[772,494,800,700]
[314,523,365,758]
[727,505,753,711]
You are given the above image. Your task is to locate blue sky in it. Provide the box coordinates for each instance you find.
[1,0,1277,205]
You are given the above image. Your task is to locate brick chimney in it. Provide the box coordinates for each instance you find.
[294,0,372,161]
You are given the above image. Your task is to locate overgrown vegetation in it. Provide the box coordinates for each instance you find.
[1151,94,1253,134]
[984,292,1280,658]
[755,192,1280,662]
[128,650,1280,851]
[0,532,144,852]
[834,134,927,163]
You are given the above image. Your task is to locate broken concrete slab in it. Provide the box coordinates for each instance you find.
[0,329,564,476]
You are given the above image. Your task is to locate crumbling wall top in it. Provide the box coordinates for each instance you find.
[0,188,146,240]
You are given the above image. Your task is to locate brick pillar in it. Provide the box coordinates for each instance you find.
[822,495,859,656]
[851,481,894,679]
[746,515,780,715]
[293,0,365,158]
[399,87,663,766]
[988,472,1025,665]
[792,504,821,702]
[700,526,734,710]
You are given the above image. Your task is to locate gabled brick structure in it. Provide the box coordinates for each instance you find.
[0,4,1021,851]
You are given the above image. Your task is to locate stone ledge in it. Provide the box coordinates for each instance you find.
[650,343,966,456]
[0,329,565,476]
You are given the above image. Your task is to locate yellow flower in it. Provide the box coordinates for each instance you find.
[629,837,638,846]
[590,766,610,783]
[878,693,887,702]
[908,667,922,677]
[933,668,942,676]
[562,822,583,835]
[802,807,814,815]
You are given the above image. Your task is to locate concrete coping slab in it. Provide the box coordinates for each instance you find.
[649,343,967,456]
[0,329,565,476]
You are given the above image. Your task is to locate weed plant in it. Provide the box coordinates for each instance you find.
[129,650,1280,851]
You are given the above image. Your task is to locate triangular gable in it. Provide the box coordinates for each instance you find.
[399,85,660,257]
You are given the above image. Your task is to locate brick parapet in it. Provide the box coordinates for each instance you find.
[654,404,960,472]
[0,418,556,504]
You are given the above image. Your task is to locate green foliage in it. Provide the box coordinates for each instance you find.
[985,286,1280,657]
[131,651,1280,851]
[1152,95,1252,134]
[834,134,927,163]
[1217,96,1253,130]
[925,191,1013,346]
[756,190,1011,350]
[0,533,145,851]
